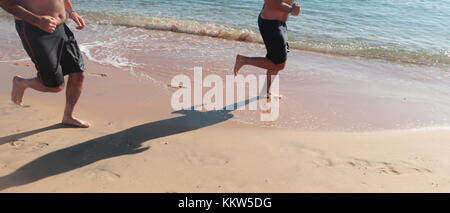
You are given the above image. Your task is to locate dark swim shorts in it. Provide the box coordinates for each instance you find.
[258,14,289,65]
[15,20,86,88]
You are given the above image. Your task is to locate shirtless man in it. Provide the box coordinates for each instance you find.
[234,0,300,99]
[0,0,90,128]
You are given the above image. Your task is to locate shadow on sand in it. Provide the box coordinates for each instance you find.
[0,97,258,191]
[0,124,70,146]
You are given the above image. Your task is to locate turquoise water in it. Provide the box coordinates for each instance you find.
[68,0,450,65]
[1,0,449,64]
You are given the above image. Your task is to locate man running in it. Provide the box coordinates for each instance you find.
[0,0,90,128]
[234,0,300,99]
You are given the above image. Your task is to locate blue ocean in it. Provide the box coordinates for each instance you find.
[68,0,450,65]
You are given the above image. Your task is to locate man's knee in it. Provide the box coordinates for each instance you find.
[274,61,286,71]
[45,84,65,93]
[69,72,86,82]
[267,69,279,75]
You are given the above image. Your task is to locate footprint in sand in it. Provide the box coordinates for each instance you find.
[13,62,31,68]
[85,168,121,182]
[167,83,186,89]
[88,72,108,78]
[374,161,432,175]
[283,143,432,175]
[9,139,26,148]
[183,152,230,167]
[328,158,432,175]
[30,142,49,152]
[9,140,49,152]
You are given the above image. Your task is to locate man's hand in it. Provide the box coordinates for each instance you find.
[38,16,58,33]
[70,12,86,30]
[291,2,301,16]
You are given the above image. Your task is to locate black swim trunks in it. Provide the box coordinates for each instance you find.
[258,14,289,65]
[15,20,86,88]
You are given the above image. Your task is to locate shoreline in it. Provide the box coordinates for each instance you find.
[1,12,449,67]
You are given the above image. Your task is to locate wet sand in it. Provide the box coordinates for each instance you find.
[1,55,450,192]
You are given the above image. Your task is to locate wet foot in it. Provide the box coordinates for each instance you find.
[233,54,245,76]
[62,116,91,128]
[11,76,27,106]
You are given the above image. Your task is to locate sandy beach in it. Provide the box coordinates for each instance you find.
[1,52,450,192]
[1,0,450,192]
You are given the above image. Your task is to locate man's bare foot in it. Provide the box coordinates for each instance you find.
[62,116,91,128]
[11,76,27,106]
[265,93,283,102]
[233,54,245,76]
[260,98,272,113]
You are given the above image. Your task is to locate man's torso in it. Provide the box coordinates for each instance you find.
[14,0,66,25]
[260,0,293,22]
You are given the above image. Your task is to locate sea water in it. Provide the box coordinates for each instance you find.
[70,0,450,65]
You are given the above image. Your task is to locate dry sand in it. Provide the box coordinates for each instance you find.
[1,58,450,193]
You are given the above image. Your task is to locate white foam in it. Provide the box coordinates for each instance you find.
[79,41,142,69]
[129,65,155,82]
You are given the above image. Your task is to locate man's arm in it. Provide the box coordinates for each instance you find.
[64,0,85,30]
[264,0,293,13]
[0,0,42,26]
[0,0,57,33]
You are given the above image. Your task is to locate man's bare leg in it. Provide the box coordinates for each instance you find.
[233,54,285,76]
[61,72,91,128]
[266,70,278,95]
[233,54,285,100]
[266,69,280,101]
[11,73,90,128]
[11,75,64,105]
